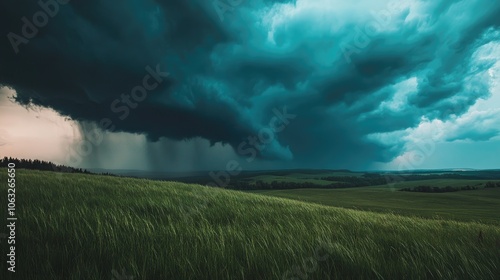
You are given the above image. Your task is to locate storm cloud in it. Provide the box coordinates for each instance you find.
[1,0,500,170]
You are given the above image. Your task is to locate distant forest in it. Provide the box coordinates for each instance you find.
[400,185,479,193]
[0,157,116,176]
[0,157,91,174]
[400,181,500,193]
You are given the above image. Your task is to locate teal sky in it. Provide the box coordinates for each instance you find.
[0,0,499,171]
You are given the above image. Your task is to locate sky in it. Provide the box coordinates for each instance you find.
[0,0,499,172]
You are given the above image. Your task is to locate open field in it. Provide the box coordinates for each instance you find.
[1,169,500,279]
[250,179,500,225]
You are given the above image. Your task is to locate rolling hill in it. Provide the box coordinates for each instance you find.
[1,169,499,279]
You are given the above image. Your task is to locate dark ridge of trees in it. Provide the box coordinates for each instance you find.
[399,185,479,193]
[321,173,476,186]
[320,174,389,187]
[394,174,477,181]
[484,181,500,188]
[0,157,115,177]
[1,157,90,174]
[226,177,500,192]
[227,180,352,191]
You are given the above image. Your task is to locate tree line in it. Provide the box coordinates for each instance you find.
[485,181,500,188]
[400,181,500,193]
[228,180,354,190]
[228,177,500,191]
[0,157,116,176]
[320,174,389,187]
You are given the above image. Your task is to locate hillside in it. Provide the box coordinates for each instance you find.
[251,180,500,225]
[1,169,500,279]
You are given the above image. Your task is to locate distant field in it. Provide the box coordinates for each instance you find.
[286,172,366,178]
[250,179,500,225]
[244,175,337,185]
[378,179,492,189]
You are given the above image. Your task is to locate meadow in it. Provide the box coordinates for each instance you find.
[1,169,499,279]
[250,180,500,225]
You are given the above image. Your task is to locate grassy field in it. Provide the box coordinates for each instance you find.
[1,169,500,279]
[251,179,500,225]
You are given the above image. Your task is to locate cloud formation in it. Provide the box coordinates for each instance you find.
[1,0,500,170]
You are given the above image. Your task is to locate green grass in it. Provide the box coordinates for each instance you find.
[250,179,500,225]
[1,169,500,279]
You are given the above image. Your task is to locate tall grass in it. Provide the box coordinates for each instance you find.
[1,169,499,279]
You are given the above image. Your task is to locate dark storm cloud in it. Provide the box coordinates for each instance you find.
[1,0,499,169]
[0,0,262,153]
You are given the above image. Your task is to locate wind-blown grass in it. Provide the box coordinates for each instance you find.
[1,169,499,279]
